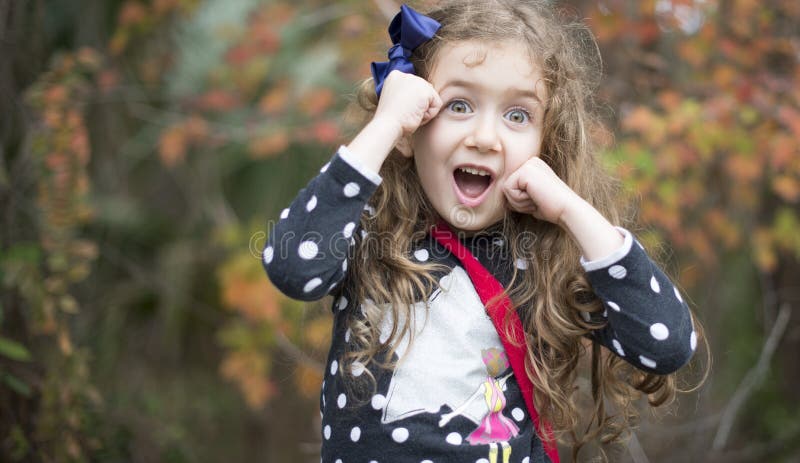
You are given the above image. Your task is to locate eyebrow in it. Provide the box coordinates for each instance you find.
[440,79,543,104]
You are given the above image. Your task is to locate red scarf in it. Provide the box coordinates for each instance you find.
[431,221,560,463]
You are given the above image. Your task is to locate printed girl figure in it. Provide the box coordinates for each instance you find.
[439,348,519,463]
[263,1,705,461]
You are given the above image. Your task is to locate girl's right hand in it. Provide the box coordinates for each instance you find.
[373,70,443,140]
[345,71,441,173]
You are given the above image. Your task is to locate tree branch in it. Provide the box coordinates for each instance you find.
[712,303,792,450]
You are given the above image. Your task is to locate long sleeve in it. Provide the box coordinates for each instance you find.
[263,146,381,301]
[581,228,696,375]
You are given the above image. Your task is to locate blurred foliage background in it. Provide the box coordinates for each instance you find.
[1,0,799,461]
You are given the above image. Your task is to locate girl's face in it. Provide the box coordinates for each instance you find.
[412,40,547,232]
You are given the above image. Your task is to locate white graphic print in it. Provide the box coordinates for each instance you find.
[376,266,504,425]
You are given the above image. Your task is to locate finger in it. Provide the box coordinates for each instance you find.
[421,91,443,125]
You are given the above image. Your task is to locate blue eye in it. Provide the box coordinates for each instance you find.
[505,108,531,124]
[447,100,472,114]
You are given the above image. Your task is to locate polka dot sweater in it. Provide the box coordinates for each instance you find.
[263,147,696,463]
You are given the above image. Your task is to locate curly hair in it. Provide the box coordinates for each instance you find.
[338,0,706,458]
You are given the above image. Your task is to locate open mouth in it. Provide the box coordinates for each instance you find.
[453,166,493,207]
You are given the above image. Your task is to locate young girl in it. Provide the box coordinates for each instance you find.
[264,1,701,461]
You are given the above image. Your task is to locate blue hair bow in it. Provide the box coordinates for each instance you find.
[370,4,441,98]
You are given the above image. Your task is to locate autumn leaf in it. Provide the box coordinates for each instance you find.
[772,175,800,203]
[158,125,187,167]
[248,130,290,159]
[311,121,340,145]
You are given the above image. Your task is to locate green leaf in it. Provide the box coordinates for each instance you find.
[0,336,32,362]
[2,373,32,397]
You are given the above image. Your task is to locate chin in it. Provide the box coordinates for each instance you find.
[443,205,499,233]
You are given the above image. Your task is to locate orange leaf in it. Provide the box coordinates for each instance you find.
[195,89,240,112]
[258,82,289,114]
[770,135,797,169]
[300,88,335,117]
[249,130,289,159]
[772,175,800,203]
[118,1,147,26]
[225,44,257,66]
[778,106,800,138]
[158,126,187,167]
[724,155,762,183]
[295,364,323,399]
[312,121,340,145]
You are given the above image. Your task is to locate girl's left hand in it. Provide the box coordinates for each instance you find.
[502,157,582,225]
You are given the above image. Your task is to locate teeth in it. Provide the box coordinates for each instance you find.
[458,167,490,176]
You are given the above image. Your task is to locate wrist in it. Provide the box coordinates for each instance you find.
[369,114,404,144]
[556,194,590,230]
[345,115,403,173]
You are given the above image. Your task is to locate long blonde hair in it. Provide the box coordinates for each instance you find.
[339,0,705,457]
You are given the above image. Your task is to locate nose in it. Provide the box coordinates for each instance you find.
[465,114,501,153]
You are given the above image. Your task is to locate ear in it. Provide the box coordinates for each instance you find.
[395,135,414,158]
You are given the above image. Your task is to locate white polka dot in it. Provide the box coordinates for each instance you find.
[280,208,290,219]
[320,162,330,173]
[392,427,409,443]
[351,361,364,376]
[522,458,530,463]
[306,195,317,212]
[650,323,669,340]
[350,426,361,442]
[364,204,376,216]
[602,309,608,317]
[371,394,386,410]
[360,229,368,240]
[330,360,338,375]
[344,182,361,197]
[337,393,346,408]
[581,311,591,322]
[612,339,625,356]
[335,460,341,463]
[422,461,433,463]
[650,276,661,293]
[609,265,627,279]
[515,258,528,270]
[477,459,489,463]
[639,355,657,369]
[414,249,429,262]
[607,301,621,312]
[343,222,356,238]
[262,246,273,264]
[323,425,331,439]
[342,259,348,272]
[674,286,684,303]
[345,328,351,342]
[337,296,348,311]
[690,331,697,351]
[298,241,319,260]
[511,407,525,421]
[445,432,462,445]
[303,278,322,293]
